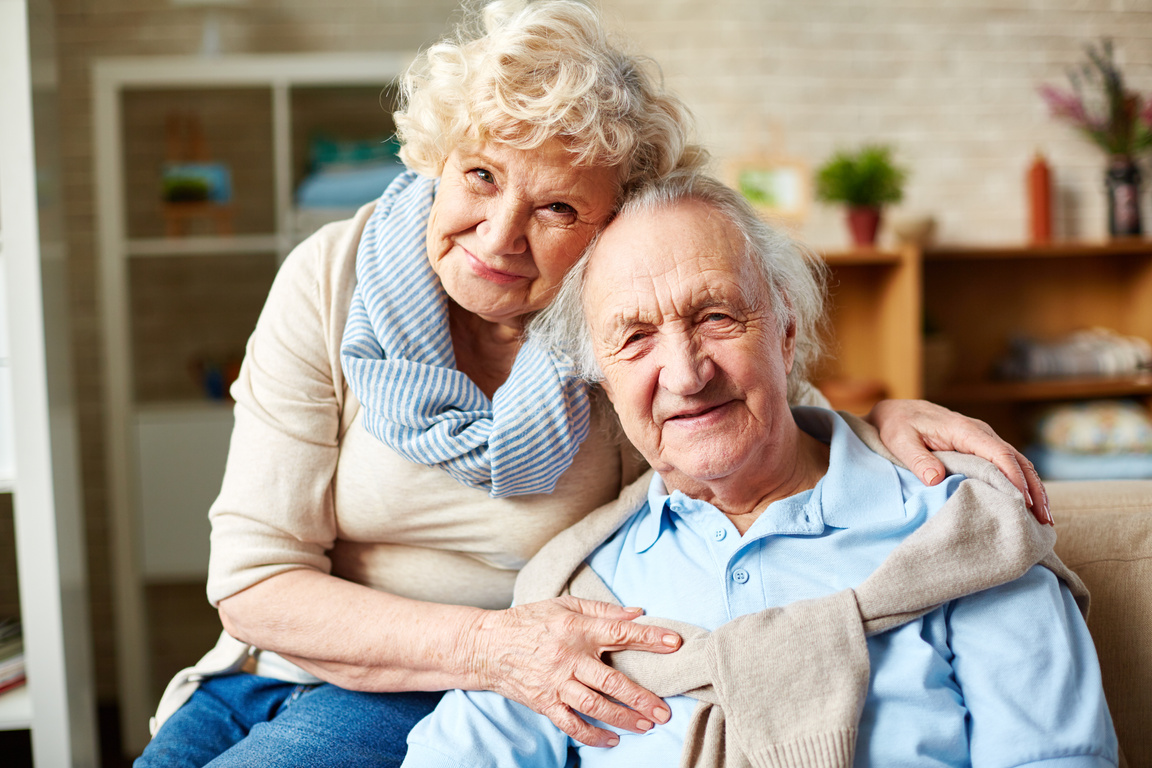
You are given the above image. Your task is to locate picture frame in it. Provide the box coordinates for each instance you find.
[727,156,811,224]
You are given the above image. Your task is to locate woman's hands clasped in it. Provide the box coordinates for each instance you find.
[470,597,680,748]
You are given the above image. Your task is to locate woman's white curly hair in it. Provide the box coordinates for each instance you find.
[395,0,707,198]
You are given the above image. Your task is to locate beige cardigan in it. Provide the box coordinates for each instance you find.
[514,415,1088,768]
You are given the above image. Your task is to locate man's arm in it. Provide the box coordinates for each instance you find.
[948,566,1118,767]
[403,688,572,768]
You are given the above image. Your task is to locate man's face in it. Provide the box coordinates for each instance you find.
[584,199,797,491]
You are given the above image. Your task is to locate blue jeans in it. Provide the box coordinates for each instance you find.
[134,674,444,768]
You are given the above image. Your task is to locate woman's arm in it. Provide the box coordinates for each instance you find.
[207,220,675,748]
[866,399,1050,524]
[218,570,677,748]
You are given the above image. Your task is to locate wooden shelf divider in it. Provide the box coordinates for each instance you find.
[931,372,1152,404]
[814,239,1152,440]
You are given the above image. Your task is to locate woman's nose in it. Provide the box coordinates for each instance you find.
[657,336,714,396]
[478,199,529,256]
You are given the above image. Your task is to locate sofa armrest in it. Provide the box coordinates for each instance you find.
[1047,479,1152,768]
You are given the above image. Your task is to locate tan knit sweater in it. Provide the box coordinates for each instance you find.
[514,415,1088,768]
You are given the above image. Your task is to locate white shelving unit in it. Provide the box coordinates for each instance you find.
[0,0,99,764]
[92,51,414,752]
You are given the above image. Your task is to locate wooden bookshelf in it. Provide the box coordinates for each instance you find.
[922,240,1152,445]
[815,245,920,414]
[813,240,1152,440]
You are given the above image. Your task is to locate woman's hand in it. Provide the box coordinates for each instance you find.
[867,399,1051,525]
[469,597,681,748]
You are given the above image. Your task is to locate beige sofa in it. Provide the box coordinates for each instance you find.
[1048,480,1152,768]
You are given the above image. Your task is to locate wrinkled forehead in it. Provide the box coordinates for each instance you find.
[582,201,760,328]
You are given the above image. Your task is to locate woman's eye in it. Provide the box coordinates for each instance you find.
[546,202,575,215]
[705,313,730,323]
[472,168,495,184]
[624,331,647,346]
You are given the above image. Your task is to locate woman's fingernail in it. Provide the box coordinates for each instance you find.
[654,707,670,724]
[637,719,653,732]
[662,634,680,647]
[606,737,619,747]
[623,606,644,614]
[924,469,939,485]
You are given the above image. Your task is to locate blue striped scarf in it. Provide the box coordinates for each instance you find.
[340,171,592,498]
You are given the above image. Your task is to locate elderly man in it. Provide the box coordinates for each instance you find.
[401,174,1117,767]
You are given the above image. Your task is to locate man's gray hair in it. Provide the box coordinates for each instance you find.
[528,171,827,403]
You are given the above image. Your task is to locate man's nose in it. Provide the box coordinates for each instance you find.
[478,198,529,256]
[657,335,714,396]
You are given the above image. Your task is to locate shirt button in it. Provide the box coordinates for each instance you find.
[732,569,749,584]
[713,529,727,541]
[804,513,811,523]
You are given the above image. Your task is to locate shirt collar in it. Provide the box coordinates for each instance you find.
[792,407,907,528]
[634,407,907,552]
[634,474,673,553]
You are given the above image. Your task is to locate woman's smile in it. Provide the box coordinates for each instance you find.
[464,247,528,285]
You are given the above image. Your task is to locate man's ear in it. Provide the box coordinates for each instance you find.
[781,309,797,375]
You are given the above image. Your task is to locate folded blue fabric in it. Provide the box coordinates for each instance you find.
[296,161,408,209]
[1025,445,1152,480]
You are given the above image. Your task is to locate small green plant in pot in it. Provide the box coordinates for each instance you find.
[815,144,907,247]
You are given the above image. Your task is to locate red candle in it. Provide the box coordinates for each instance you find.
[1029,152,1052,244]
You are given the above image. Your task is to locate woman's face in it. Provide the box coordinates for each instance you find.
[426,139,620,329]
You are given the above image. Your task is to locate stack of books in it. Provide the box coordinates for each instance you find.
[0,618,24,695]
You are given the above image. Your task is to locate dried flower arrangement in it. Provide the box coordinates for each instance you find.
[1038,38,1152,158]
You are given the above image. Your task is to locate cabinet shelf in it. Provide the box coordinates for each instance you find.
[95,53,415,750]
[931,373,1152,404]
[0,685,30,731]
[925,239,1152,261]
[127,234,282,257]
[821,247,906,266]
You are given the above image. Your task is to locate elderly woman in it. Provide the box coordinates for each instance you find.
[135,2,1048,767]
[402,172,1115,768]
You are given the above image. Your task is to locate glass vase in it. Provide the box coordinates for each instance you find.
[1105,156,1143,237]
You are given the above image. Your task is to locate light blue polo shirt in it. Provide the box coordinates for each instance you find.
[404,408,1117,768]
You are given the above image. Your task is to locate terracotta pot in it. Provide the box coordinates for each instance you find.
[846,206,882,247]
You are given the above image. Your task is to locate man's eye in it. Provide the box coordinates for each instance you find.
[705,313,730,323]
[624,331,647,346]
[472,168,494,184]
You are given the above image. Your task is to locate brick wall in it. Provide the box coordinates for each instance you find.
[607,0,1152,247]
[38,0,1152,706]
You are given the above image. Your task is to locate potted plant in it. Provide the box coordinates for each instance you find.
[1039,38,1152,237]
[815,144,907,247]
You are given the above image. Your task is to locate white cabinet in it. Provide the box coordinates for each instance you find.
[92,51,414,751]
[0,0,99,763]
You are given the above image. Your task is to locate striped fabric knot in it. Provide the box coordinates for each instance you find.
[340,171,592,498]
